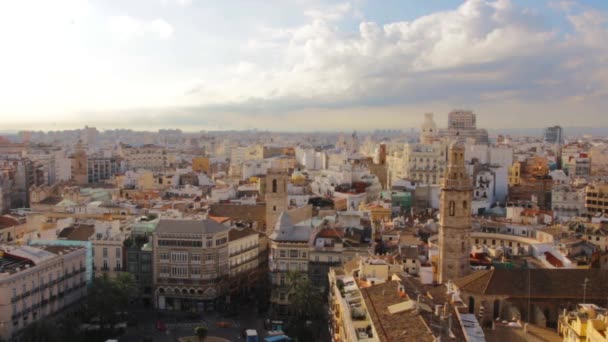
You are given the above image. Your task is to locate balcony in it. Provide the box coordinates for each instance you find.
[230,244,259,257]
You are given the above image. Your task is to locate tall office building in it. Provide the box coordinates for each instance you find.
[543,125,564,145]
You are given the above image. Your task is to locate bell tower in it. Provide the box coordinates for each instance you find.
[71,140,88,185]
[439,140,473,284]
[265,169,288,235]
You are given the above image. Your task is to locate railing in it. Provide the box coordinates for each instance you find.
[230,244,259,257]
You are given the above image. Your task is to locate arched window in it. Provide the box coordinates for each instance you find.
[272,179,277,193]
[449,201,455,216]
[463,200,467,209]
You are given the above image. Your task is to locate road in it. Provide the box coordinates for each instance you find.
[118,306,268,342]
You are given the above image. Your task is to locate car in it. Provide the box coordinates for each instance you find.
[155,320,167,332]
[216,321,232,328]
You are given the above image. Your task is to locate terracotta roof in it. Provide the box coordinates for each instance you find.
[228,227,258,241]
[38,196,63,205]
[208,215,231,224]
[455,269,608,299]
[58,224,95,241]
[0,216,20,229]
[361,280,434,342]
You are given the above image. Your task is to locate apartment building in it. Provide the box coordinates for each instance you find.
[0,245,87,341]
[152,219,230,312]
[226,227,262,297]
[387,142,447,187]
[121,144,167,171]
[90,222,126,278]
[268,213,313,315]
[585,182,608,216]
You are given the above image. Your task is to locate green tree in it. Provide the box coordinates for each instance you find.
[20,319,62,342]
[286,271,323,319]
[194,326,208,342]
[85,273,137,328]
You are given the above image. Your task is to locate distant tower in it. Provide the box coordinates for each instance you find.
[71,140,88,185]
[439,140,473,284]
[350,131,360,154]
[265,169,289,235]
[421,113,437,144]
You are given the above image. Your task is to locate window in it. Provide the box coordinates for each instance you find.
[103,248,108,258]
[191,254,201,263]
[115,248,121,258]
[159,266,170,277]
[160,252,170,261]
[272,179,277,193]
[290,250,298,258]
[115,260,121,271]
[206,240,213,248]
[279,250,286,258]
[449,201,455,216]
[171,252,188,263]
[463,200,467,209]
[171,266,188,278]
[191,268,201,276]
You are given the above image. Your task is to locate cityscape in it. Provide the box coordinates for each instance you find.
[2,1,608,342]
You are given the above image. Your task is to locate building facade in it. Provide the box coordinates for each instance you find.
[268,213,312,315]
[0,245,87,341]
[152,219,230,312]
[438,141,473,284]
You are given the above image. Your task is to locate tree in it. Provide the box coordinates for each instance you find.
[85,273,137,328]
[286,271,323,319]
[194,326,208,342]
[20,320,62,342]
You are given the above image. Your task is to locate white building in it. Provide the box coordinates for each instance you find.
[551,185,585,221]
[0,245,87,341]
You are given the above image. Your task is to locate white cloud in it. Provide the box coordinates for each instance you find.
[108,15,174,40]
[185,0,557,105]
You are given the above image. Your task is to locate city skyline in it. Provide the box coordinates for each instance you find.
[1,0,608,131]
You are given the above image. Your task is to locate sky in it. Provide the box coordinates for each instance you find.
[0,0,607,132]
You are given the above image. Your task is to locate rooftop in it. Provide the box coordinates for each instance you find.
[454,269,608,299]
[156,219,229,235]
[361,279,434,342]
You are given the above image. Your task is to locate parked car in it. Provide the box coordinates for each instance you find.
[155,320,167,332]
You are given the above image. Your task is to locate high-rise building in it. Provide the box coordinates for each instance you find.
[543,125,564,145]
[438,140,473,284]
[448,110,477,130]
[437,110,489,144]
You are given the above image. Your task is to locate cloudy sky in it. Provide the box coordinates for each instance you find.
[1,0,607,131]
